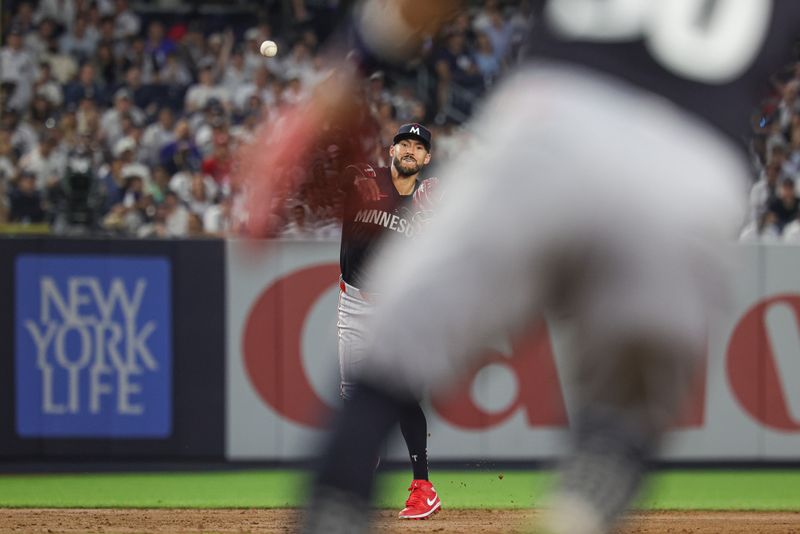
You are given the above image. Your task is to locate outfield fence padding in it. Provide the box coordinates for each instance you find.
[3,237,800,462]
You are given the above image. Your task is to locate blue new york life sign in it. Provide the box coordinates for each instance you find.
[15,255,172,438]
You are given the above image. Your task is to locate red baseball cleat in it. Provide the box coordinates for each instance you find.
[398,479,441,520]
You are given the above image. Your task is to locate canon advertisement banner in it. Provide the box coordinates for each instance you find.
[227,241,800,461]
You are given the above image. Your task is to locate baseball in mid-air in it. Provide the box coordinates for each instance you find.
[260,40,278,57]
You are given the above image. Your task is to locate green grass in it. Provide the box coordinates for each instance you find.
[0,470,798,510]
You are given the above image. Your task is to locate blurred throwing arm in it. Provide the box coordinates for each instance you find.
[234,0,461,238]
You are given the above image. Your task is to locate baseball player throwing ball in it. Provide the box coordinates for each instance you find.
[336,123,442,520]
[301,1,800,533]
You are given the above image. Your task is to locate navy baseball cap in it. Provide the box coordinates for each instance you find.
[393,123,432,151]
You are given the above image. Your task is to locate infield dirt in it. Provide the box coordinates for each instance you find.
[1,509,800,533]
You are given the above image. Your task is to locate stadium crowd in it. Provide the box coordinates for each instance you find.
[746,64,800,243]
[0,0,531,238]
[4,0,794,242]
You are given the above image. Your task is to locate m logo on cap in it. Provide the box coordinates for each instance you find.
[394,123,431,150]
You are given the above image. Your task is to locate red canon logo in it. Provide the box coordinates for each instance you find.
[243,266,797,432]
[430,321,568,429]
[243,264,339,427]
[727,294,800,432]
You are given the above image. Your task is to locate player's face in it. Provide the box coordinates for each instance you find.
[391,139,430,177]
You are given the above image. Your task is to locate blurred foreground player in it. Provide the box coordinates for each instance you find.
[337,123,442,519]
[304,1,800,533]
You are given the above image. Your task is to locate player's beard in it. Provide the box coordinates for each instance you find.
[393,154,423,176]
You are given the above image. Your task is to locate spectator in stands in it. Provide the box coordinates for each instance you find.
[96,15,124,60]
[41,34,78,85]
[243,26,273,77]
[84,4,102,36]
[171,168,217,206]
[136,200,168,238]
[509,0,534,52]
[201,132,234,186]
[123,35,159,83]
[59,15,99,63]
[144,20,176,72]
[0,130,17,186]
[160,118,202,175]
[193,99,228,153]
[764,117,789,158]
[234,65,278,113]
[120,64,163,114]
[19,129,66,191]
[147,165,171,204]
[33,61,64,107]
[472,0,500,33]
[474,6,513,63]
[57,109,79,149]
[433,29,484,120]
[1,26,37,112]
[101,202,130,234]
[199,30,234,83]
[92,43,119,89]
[141,107,176,167]
[374,101,398,148]
[306,52,330,89]
[112,135,149,186]
[98,156,125,211]
[783,210,800,242]
[749,153,784,225]
[185,62,231,114]
[299,28,320,55]
[174,22,204,73]
[25,17,58,61]
[2,107,38,157]
[102,178,148,234]
[120,171,144,210]
[222,49,249,95]
[231,98,263,143]
[11,2,37,35]
[0,181,7,223]
[75,96,101,138]
[281,204,316,239]
[186,211,206,237]
[474,32,502,86]
[281,41,317,87]
[124,124,148,165]
[448,10,474,41]
[163,190,189,237]
[185,171,215,219]
[158,50,193,95]
[35,0,78,32]
[780,124,800,181]
[9,171,46,223]
[767,178,799,232]
[63,62,106,108]
[202,193,232,235]
[112,0,140,41]
[29,93,58,131]
[740,210,781,243]
[391,84,424,124]
[365,71,392,114]
[100,88,145,152]
[280,76,307,106]
[777,80,800,132]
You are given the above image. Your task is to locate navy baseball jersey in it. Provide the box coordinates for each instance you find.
[340,166,422,288]
[525,0,800,142]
